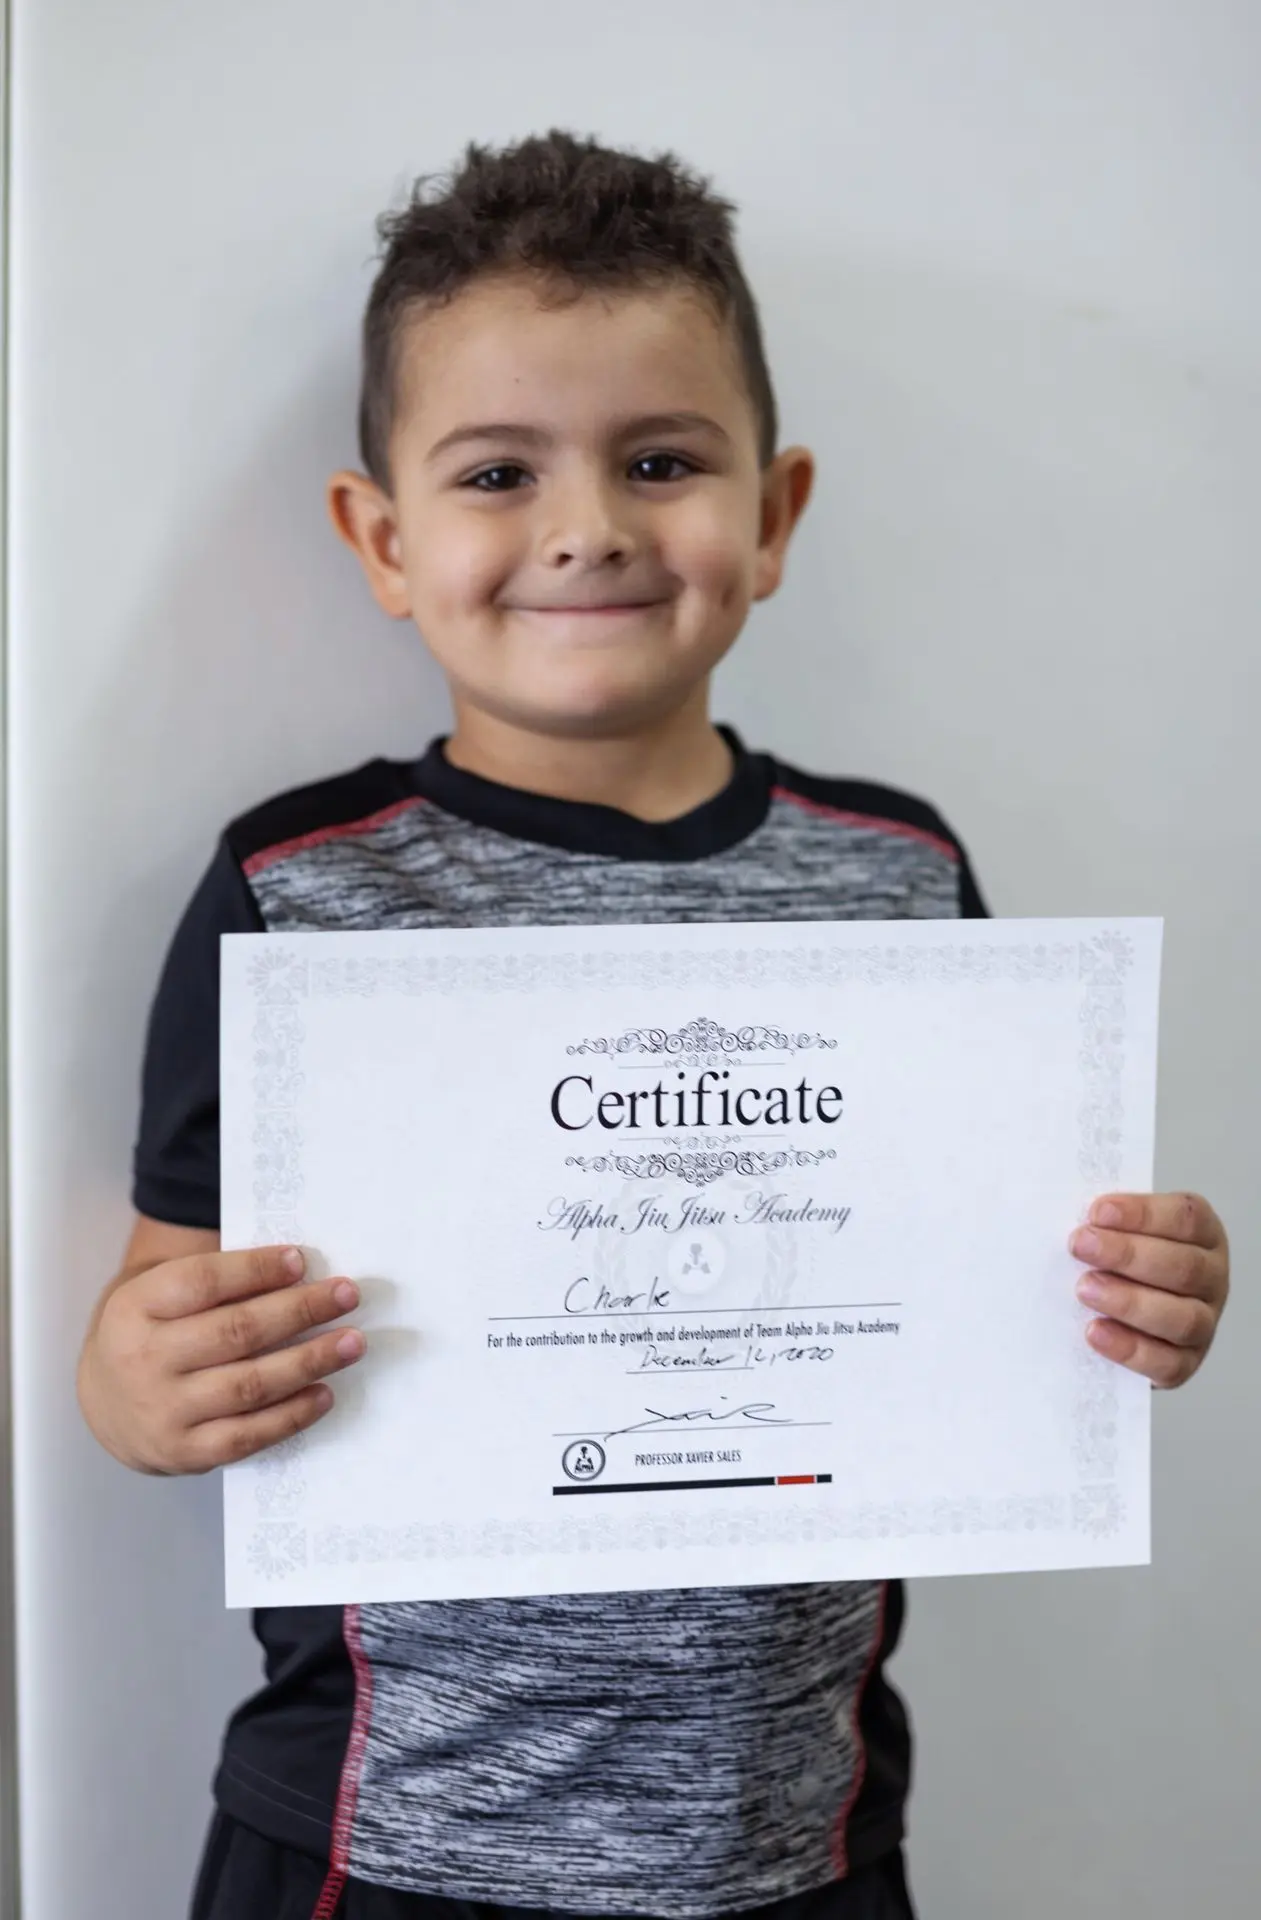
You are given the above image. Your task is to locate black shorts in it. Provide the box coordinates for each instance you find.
[190,1811,917,1920]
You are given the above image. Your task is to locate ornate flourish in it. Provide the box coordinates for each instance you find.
[1068,929,1134,1537]
[565,1144,838,1190]
[566,1016,837,1067]
[309,1491,1072,1567]
[1077,931,1132,1186]
[1072,1485,1126,1538]
[247,957,312,1510]
[307,940,1080,998]
[246,1522,308,1578]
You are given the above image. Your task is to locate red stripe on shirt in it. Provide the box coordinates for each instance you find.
[310,1604,374,1920]
[771,785,959,864]
[243,796,431,879]
[829,1580,890,1879]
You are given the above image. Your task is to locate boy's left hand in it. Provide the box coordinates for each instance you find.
[1069,1193,1230,1387]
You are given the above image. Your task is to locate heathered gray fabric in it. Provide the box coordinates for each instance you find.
[246,782,963,1914]
[249,789,960,934]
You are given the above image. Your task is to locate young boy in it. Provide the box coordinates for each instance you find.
[77,131,1230,1920]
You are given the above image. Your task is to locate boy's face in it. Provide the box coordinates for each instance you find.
[331,272,813,742]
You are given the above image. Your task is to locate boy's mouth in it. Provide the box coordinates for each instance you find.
[511,597,667,614]
[506,601,670,633]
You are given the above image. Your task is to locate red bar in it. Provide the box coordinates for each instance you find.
[777,1474,816,1486]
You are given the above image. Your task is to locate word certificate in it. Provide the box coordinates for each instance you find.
[220,917,1160,1606]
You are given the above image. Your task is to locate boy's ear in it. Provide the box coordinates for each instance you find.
[752,446,815,603]
[327,471,413,619]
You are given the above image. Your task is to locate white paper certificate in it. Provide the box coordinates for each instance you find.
[220,917,1160,1607]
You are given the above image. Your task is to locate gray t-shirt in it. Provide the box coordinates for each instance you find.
[134,730,986,1915]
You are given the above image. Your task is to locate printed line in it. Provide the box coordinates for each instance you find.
[554,1472,833,1496]
[489,1303,901,1322]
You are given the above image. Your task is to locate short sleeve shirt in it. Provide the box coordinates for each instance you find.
[134,730,987,1915]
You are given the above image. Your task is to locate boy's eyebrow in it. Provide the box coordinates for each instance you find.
[424,412,732,463]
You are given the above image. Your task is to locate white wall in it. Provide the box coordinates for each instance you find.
[8,3,1259,1915]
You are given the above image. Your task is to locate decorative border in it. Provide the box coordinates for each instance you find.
[303,940,1080,1001]
[241,933,1133,1575]
[1070,933,1131,1518]
[246,1485,1124,1581]
[248,949,310,1237]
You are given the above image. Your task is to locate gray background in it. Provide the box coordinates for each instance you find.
[6,2,1258,1914]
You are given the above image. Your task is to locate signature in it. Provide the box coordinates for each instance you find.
[604,1402,791,1438]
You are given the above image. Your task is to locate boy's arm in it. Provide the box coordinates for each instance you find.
[83,1215,220,1341]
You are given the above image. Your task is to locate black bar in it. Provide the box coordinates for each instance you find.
[553,1472,833,1496]
[555,1475,774,1495]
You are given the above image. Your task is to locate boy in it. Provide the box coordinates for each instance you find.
[77,131,1230,1920]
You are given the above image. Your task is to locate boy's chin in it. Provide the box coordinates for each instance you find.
[478,669,710,742]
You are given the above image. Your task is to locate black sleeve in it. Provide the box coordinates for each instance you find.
[958,842,990,918]
[132,837,263,1229]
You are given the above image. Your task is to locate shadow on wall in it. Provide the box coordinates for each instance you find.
[58,350,451,1878]
[77,343,449,1190]
[719,241,1255,898]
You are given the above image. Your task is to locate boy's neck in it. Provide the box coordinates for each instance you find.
[442,696,735,823]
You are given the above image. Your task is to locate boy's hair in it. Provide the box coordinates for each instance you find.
[358,128,778,488]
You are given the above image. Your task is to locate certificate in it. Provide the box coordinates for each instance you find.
[220,917,1160,1606]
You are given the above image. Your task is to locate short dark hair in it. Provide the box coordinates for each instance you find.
[358,128,779,488]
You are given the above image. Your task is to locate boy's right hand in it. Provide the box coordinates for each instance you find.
[78,1240,365,1475]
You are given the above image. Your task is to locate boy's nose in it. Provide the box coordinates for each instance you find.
[538,484,636,569]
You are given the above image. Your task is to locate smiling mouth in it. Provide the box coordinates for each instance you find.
[513,602,665,616]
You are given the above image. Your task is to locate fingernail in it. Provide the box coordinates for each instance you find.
[333,1280,359,1311]
[313,1385,334,1411]
[337,1331,366,1362]
[1092,1202,1124,1228]
[1072,1228,1103,1262]
[283,1247,306,1277]
[1076,1274,1107,1306]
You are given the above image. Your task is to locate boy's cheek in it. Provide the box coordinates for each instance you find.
[408,563,512,640]
[669,495,755,577]
[401,507,516,603]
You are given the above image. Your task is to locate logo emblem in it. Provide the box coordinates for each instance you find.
[667,1228,727,1296]
[562,1440,606,1483]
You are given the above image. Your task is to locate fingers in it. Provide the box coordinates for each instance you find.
[1075,1267,1217,1355]
[164,1271,362,1372]
[179,1383,340,1473]
[1069,1218,1221,1304]
[84,1242,371,1476]
[140,1244,309,1320]
[180,1324,366,1430]
[1084,1191,1224,1253]
[1069,1191,1230,1388]
[1081,1316,1204,1390]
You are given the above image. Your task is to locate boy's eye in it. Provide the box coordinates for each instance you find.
[465,464,530,493]
[630,452,697,483]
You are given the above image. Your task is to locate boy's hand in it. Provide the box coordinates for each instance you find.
[1069,1193,1229,1387]
[78,1243,365,1474]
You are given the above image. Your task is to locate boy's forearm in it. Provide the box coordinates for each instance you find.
[89,1214,222,1340]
